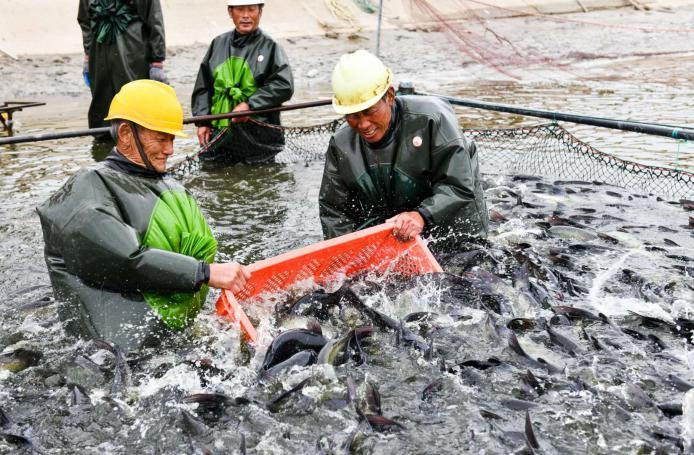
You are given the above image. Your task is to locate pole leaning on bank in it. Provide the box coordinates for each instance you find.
[0,99,333,146]
[376,0,385,57]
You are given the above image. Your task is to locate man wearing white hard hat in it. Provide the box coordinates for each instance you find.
[319,50,488,244]
[192,1,294,164]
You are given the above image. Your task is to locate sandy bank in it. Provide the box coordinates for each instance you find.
[1,0,693,57]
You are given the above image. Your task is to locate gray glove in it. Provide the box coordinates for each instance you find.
[149,65,169,85]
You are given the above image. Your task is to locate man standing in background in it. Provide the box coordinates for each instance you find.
[78,0,169,129]
[192,1,294,164]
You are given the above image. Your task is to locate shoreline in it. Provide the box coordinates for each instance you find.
[1,0,693,57]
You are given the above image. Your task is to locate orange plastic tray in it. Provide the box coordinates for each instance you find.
[215,223,442,341]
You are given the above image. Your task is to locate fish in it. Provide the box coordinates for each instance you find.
[260,350,316,380]
[69,383,92,407]
[266,378,312,413]
[665,374,693,392]
[316,327,374,366]
[421,378,444,401]
[505,329,563,374]
[546,325,584,356]
[404,312,439,323]
[520,370,545,397]
[0,409,7,430]
[183,393,252,419]
[525,411,540,451]
[177,409,211,437]
[0,348,42,373]
[277,289,343,320]
[657,402,683,418]
[259,327,327,372]
[0,433,37,451]
[340,287,428,351]
[240,434,247,455]
[93,340,129,396]
[552,306,602,322]
[548,226,597,241]
[501,398,537,411]
[457,358,503,371]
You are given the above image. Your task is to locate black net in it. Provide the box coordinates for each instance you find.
[168,119,694,200]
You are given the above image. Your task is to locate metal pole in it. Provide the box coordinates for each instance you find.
[417,91,694,142]
[376,0,385,56]
[0,99,332,147]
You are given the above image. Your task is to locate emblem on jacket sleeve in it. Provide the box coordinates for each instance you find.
[412,136,423,148]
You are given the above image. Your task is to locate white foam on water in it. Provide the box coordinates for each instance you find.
[136,363,202,398]
[682,389,694,451]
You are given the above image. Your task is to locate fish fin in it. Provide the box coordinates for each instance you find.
[524,411,540,450]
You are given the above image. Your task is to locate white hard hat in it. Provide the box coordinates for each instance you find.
[228,0,264,5]
[332,50,393,115]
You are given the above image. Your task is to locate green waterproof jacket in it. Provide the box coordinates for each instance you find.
[191,28,294,129]
[319,95,489,240]
[37,151,217,352]
[78,0,166,128]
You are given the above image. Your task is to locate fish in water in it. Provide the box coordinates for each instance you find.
[548,226,598,241]
[545,325,585,356]
[267,377,312,413]
[277,289,343,321]
[177,409,211,437]
[260,350,316,381]
[340,286,429,351]
[316,327,375,366]
[69,383,92,407]
[0,348,42,373]
[183,393,252,420]
[259,325,327,373]
[525,411,540,451]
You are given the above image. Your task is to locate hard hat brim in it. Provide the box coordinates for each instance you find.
[104,114,189,138]
[332,69,393,115]
[227,0,265,6]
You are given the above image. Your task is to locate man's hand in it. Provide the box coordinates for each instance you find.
[197,126,211,146]
[208,262,251,293]
[83,55,90,87]
[149,62,169,84]
[387,211,425,241]
[231,101,251,123]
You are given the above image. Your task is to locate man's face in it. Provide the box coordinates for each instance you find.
[345,90,395,144]
[119,123,175,173]
[229,5,262,35]
[139,128,175,173]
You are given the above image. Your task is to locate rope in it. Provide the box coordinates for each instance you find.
[324,0,357,23]
[463,0,694,33]
[352,0,377,13]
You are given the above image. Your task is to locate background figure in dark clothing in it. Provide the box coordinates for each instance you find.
[78,0,168,129]
[192,1,294,164]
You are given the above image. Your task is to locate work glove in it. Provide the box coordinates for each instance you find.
[83,57,90,87]
[149,64,169,85]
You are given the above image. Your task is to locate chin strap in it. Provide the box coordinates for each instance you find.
[128,121,157,172]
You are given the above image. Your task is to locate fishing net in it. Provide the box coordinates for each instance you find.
[169,118,693,200]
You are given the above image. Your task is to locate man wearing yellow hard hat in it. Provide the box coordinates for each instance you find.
[37,80,250,352]
[319,50,489,243]
[192,0,294,164]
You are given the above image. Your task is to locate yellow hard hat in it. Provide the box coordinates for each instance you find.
[105,80,188,137]
[332,50,393,115]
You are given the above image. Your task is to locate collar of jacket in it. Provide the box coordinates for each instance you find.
[365,98,400,150]
[104,148,163,178]
[232,28,261,48]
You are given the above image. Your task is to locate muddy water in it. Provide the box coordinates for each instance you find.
[1,69,694,453]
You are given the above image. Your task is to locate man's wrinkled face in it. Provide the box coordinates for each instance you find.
[229,5,262,35]
[345,90,395,144]
[118,123,175,173]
